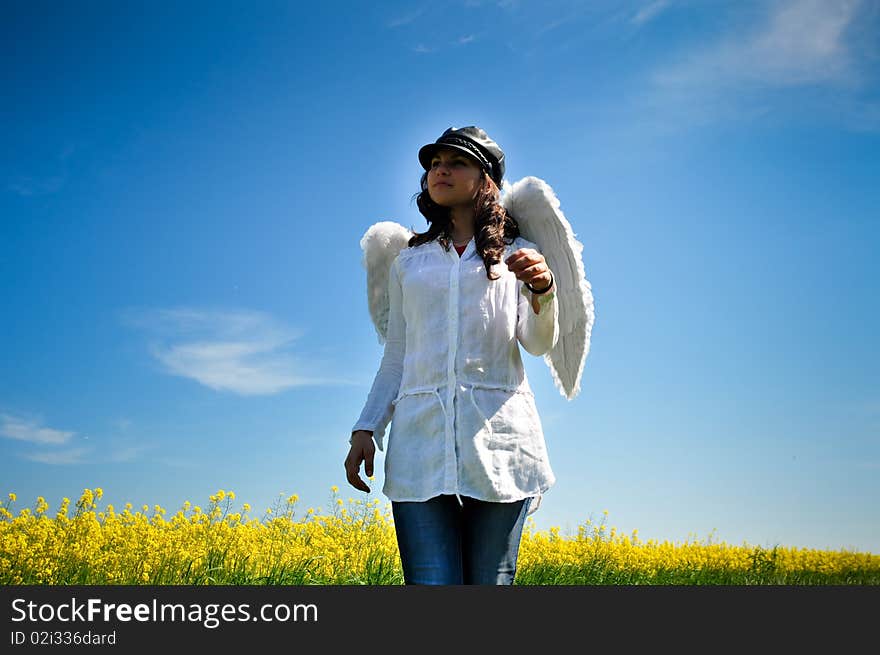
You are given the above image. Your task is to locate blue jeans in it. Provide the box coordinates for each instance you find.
[391,494,531,585]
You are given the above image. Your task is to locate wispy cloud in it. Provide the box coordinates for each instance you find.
[0,412,152,465]
[525,2,660,52]
[102,420,152,462]
[632,0,672,26]
[534,10,588,38]
[21,448,90,466]
[642,0,878,130]
[654,0,863,89]
[0,414,74,445]
[387,6,427,28]
[464,0,519,8]
[412,34,477,53]
[123,307,349,395]
[106,444,151,463]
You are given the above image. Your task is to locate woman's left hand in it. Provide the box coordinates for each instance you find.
[505,248,553,292]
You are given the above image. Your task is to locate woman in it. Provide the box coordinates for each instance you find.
[345,126,559,585]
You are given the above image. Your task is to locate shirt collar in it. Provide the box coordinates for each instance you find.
[441,237,475,260]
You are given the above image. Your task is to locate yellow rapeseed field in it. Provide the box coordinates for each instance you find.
[1,488,877,585]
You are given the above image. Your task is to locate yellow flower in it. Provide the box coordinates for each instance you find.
[1,485,877,585]
[8,493,16,502]
[79,489,95,507]
[330,485,339,494]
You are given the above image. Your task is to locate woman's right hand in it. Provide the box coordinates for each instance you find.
[345,430,375,492]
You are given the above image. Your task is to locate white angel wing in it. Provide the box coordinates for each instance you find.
[500,176,595,401]
[360,220,414,344]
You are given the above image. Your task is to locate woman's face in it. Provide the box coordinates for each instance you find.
[426,147,483,208]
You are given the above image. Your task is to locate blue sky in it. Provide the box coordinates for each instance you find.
[2,0,878,554]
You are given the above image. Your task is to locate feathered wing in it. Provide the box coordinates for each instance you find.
[500,176,595,400]
[360,221,414,344]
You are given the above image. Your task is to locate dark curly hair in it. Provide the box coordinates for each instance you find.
[408,168,520,280]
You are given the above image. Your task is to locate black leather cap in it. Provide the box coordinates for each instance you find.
[418,126,505,186]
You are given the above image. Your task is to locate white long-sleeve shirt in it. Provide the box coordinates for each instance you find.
[352,235,559,510]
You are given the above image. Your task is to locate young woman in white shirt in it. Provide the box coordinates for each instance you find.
[345,126,558,585]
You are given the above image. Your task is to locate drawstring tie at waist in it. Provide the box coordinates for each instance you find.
[392,382,531,433]
[391,382,541,513]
